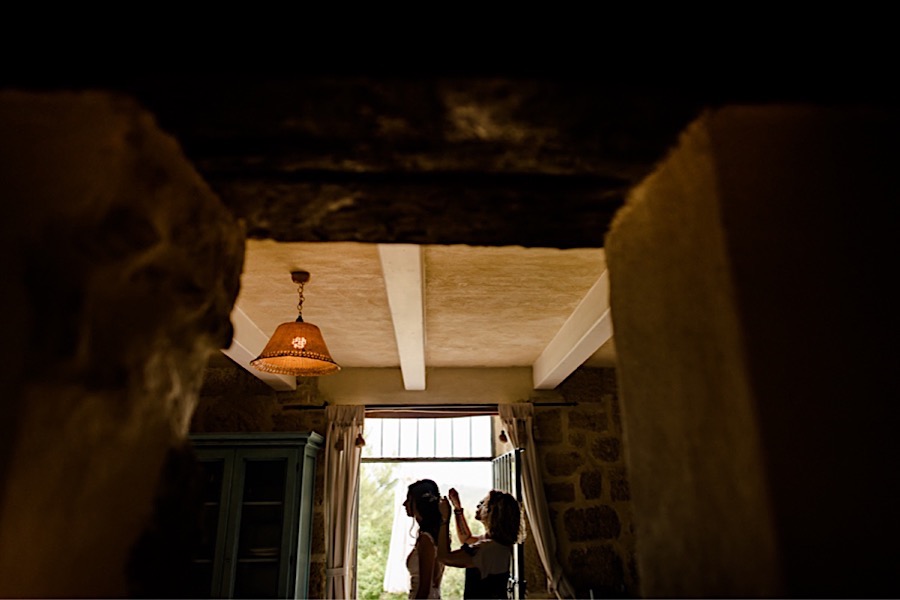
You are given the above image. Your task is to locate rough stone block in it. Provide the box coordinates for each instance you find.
[523,529,547,600]
[544,482,576,503]
[190,394,275,433]
[200,363,274,397]
[272,411,307,432]
[308,560,326,600]
[569,407,610,433]
[272,408,326,433]
[610,393,623,433]
[610,467,631,502]
[543,450,584,477]
[565,505,621,540]
[558,368,615,404]
[568,431,587,449]
[197,368,236,397]
[310,511,325,554]
[567,545,625,597]
[314,465,325,507]
[591,437,621,462]
[580,470,603,499]
[533,409,563,443]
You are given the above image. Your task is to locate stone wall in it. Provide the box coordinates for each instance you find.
[192,361,635,599]
[523,368,637,598]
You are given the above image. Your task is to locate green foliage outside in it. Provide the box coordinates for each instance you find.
[357,463,475,600]
[356,462,405,600]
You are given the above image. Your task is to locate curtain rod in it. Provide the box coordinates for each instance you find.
[364,402,577,411]
[281,401,577,412]
[282,402,329,411]
[365,403,497,410]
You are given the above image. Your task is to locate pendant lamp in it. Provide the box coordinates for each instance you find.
[250,270,341,376]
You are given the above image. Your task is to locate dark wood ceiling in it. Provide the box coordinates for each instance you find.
[4,71,894,249]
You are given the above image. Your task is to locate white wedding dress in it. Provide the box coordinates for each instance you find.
[406,531,441,599]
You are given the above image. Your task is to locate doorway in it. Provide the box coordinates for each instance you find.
[356,415,496,600]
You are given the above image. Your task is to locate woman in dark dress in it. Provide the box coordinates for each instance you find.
[436,488,526,599]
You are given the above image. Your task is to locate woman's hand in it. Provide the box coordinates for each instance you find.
[439,496,451,521]
[448,487,462,510]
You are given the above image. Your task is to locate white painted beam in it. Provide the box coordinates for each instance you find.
[221,304,297,391]
[378,244,426,390]
[532,270,614,389]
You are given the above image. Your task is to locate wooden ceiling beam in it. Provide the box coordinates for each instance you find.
[221,304,297,391]
[378,244,426,390]
[532,270,614,389]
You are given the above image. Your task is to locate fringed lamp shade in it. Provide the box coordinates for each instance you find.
[250,317,341,376]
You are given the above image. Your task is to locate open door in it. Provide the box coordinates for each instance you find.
[493,448,525,600]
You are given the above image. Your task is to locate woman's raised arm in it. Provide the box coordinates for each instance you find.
[448,487,478,545]
[437,496,475,568]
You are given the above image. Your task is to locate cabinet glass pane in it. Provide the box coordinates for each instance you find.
[191,459,225,598]
[242,458,287,502]
[234,458,287,598]
[188,563,214,599]
[235,562,280,599]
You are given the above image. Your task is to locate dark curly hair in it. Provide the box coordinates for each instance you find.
[482,490,526,546]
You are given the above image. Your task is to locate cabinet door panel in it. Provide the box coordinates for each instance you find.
[230,451,297,599]
[234,561,282,599]
[191,450,236,599]
[189,433,321,599]
[242,458,288,502]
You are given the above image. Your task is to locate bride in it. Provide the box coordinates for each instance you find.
[403,479,445,599]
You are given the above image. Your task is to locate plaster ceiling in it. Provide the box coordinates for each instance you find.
[223,240,616,391]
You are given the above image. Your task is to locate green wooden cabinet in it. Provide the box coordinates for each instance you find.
[188,432,323,599]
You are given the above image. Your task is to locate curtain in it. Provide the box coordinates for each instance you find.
[324,405,365,600]
[499,403,576,599]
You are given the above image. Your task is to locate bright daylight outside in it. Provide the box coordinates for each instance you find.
[357,416,495,600]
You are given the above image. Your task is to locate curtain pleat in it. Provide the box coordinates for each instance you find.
[324,405,365,599]
[499,403,576,599]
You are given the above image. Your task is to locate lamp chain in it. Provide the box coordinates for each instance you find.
[297,281,305,317]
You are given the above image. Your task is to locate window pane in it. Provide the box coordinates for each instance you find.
[362,419,382,459]
[435,419,452,457]
[364,416,494,459]
[452,417,470,458]
[399,419,418,456]
[471,416,492,457]
[417,419,435,458]
[381,419,400,458]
